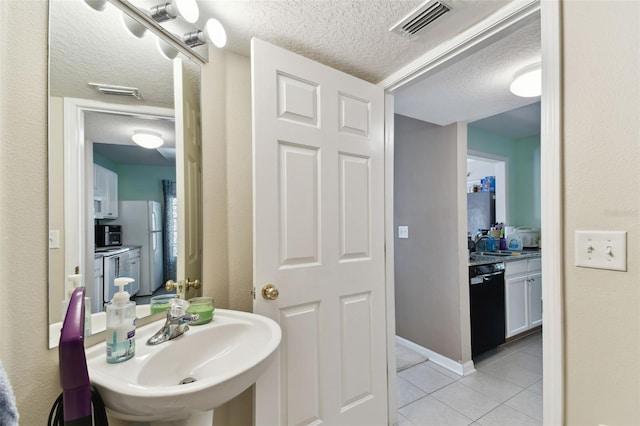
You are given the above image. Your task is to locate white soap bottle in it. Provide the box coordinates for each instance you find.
[106,277,136,364]
[61,274,92,337]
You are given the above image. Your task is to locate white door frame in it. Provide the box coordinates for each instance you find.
[62,98,174,313]
[380,1,563,424]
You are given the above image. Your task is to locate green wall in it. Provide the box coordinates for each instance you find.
[93,153,175,204]
[468,127,540,229]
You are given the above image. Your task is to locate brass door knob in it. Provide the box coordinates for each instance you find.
[262,284,279,300]
[186,279,201,290]
[165,280,177,291]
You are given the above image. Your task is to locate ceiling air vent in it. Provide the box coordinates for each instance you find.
[89,83,144,100]
[390,0,452,39]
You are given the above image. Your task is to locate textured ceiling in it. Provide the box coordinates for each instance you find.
[50,0,540,159]
[394,14,541,129]
[197,0,511,83]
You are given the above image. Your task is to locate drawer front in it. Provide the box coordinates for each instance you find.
[528,258,541,272]
[506,260,528,276]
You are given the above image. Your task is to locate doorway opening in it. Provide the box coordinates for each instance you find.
[467,153,508,225]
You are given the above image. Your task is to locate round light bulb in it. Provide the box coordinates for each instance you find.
[84,0,108,12]
[510,64,541,98]
[156,38,179,60]
[204,18,227,48]
[121,13,147,39]
[170,0,199,24]
[132,131,164,149]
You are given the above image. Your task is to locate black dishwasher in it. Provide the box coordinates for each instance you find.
[469,262,506,359]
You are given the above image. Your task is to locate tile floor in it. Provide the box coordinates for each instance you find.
[397,331,542,426]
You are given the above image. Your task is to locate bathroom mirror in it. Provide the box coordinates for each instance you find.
[48,0,203,348]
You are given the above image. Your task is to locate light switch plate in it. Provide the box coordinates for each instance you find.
[49,230,60,249]
[575,230,627,271]
[398,226,409,239]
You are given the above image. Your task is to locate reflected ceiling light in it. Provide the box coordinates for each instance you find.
[84,0,108,12]
[150,0,199,24]
[509,63,542,97]
[183,18,227,48]
[121,13,147,39]
[156,38,179,60]
[132,131,164,149]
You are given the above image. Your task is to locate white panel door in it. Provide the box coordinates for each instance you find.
[252,38,388,425]
[174,58,202,300]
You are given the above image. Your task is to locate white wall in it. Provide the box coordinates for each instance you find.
[563,1,640,423]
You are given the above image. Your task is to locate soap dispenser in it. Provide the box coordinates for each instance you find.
[106,277,136,364]
[61,274,91,337]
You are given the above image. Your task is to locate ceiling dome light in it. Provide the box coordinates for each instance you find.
[150,0,199,24]
[510,63,542,98]
[132,131,164,149]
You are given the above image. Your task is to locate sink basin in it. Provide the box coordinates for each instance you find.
[85,309,281,422]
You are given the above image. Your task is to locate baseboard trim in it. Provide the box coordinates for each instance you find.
[395,336,476,377]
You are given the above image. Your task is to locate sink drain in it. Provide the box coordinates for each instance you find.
[179,377,197,385]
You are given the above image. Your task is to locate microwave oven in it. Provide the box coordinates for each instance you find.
[95,224,122,247]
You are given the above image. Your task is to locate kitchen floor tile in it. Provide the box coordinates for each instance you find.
[502,351,543,375]
[398,363,456,394]
[476,404,542,426]
[431,381,501,421]
[399,395,473,426]
[396,341,428,372]
[397,376,427,408]
[505,389,543,421]
[397,412,414,426]
[396,330,543,426]
[479,355,542,387]
[459,370,524,403]
[528,378,543,395]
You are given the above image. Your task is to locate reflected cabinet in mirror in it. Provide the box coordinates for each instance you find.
[48,0,203,348]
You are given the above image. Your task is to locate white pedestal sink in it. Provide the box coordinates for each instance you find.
[85,309,281,424]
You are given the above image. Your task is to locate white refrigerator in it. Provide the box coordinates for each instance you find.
[117,200,164,296]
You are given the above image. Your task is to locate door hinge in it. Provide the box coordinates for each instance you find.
[251,287,256,300]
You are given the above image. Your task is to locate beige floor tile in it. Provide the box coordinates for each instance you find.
[398,363,456,394]
[399,395,473,426]
[528,378,543,395]
[459,370,524,403]
[397,376,427,408]
[505,389,543,421]
[431,381,501,421]
[476,404,542,426]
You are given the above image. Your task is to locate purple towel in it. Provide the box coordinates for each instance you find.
[0,361,18,425]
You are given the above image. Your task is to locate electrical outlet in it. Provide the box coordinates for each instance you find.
[575,230,626,271]
[398,226,409,239]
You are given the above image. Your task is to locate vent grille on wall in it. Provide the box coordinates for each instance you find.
[390,0,452,38]
[89,83,144,100]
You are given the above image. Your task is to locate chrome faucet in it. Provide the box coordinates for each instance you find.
[147,298,199,345]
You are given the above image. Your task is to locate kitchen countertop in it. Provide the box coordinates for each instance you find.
[469,250,541,266]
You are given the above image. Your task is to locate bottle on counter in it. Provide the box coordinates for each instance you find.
[106,277,136,364]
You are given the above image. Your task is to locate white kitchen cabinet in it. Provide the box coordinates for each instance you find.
[93,164,118,219]
[505,258,542,338]
[127,248,141,296]
[94,256,103,309]
[528,272,542,327]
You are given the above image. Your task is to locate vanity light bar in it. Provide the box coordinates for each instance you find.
[89,83,144,100]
